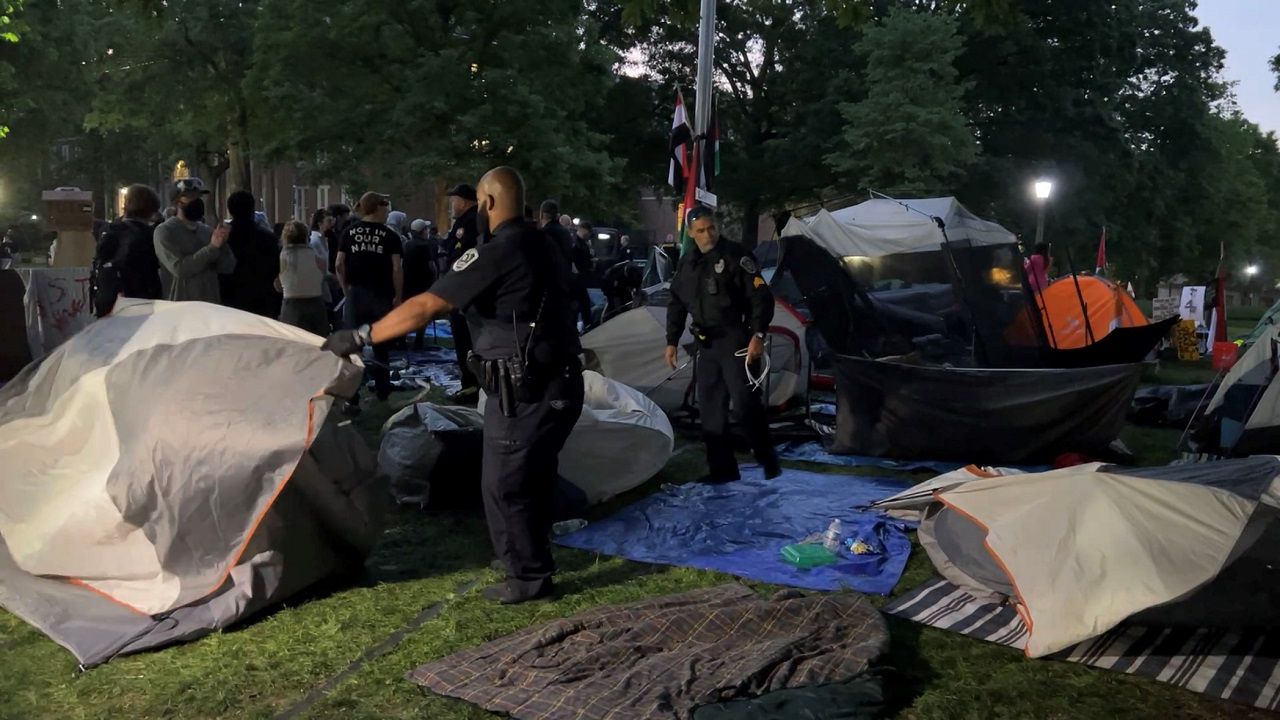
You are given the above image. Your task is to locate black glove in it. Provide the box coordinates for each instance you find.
[322,324,372,357]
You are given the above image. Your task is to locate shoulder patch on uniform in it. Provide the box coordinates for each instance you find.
[452,247,479,272]
[753,276,766,289]
[740,256,759,274]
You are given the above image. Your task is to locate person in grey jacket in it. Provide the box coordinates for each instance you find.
[153,177,235,303]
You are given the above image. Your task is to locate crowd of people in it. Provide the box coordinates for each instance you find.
[83,177,624,415]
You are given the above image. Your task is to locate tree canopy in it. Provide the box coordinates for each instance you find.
[1,0,1277,288]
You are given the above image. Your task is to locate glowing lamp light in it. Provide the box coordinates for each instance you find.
[29,214,37,221]
[572,217,581,225]
[1033,180,1053,200]
[1246,264,1260,277]
[597,233,609,240]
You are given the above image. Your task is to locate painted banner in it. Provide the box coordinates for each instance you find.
[1179,286,1206,323]
[1151,296,1179,322]
[19,266,93,357]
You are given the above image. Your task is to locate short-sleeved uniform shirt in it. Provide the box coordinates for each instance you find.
[430,218,581,367]
[338,220,403,298]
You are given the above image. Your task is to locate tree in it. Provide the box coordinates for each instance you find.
[827,6,976,196]
[86,0,262,190]
[0,0,22,140]
[249,0,641,220]
[1271,47,1279,92]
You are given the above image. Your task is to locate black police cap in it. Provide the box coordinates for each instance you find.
[446,183,477,202]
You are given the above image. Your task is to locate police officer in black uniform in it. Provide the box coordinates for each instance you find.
[665,205,781,483]
[444,183,482,393]
[323,166,583,604]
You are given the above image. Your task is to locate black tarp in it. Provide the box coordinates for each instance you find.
[829,356,1144,463]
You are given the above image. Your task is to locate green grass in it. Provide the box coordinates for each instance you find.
[0,388,1270,719]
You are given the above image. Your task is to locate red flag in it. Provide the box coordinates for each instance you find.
[679,142,700,254]
[1095,226,1106,276]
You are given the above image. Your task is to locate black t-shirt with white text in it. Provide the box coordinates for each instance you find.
[338,220,403,298]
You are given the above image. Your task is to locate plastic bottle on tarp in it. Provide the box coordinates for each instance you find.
[552,519,588,536]
[822,519,843,552]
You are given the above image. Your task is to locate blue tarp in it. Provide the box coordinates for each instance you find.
[555,468,915,595]
[776,440,965,474]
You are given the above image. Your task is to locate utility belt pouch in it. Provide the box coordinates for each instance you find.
[466,351,487,388]
[689,323,711,348]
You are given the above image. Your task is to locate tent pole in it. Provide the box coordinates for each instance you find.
[1063,246,1096,345]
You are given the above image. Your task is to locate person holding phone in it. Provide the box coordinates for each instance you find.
[153,177,236,303]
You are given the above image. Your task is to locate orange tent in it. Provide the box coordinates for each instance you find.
[1038,275,1148,349]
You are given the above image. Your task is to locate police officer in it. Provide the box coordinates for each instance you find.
[323,167,583,604]
[665,205,781,483]
[445,183,482,393]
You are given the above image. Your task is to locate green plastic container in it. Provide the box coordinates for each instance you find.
[780,543,837,569]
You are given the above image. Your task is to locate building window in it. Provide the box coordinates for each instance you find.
[292,186,309,222]
[317,185,330,210]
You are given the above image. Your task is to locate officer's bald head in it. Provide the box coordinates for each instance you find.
[476,166,525,233]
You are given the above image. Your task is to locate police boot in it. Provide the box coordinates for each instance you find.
[481,578,555,605]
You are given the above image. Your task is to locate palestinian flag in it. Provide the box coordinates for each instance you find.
[668,89,692,191]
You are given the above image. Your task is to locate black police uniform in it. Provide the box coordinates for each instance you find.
[445,205,481,390]
[667,238,781,481]
[429,218,584,596]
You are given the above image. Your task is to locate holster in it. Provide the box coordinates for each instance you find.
[689,323,711,348]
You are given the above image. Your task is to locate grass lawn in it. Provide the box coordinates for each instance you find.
[0,366,1269,720]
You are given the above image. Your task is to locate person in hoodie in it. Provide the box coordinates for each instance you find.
[93,184,163,317]
[221,190,282,317]
[154,177,235,303]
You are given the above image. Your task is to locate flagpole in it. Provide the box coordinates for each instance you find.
[694,0,716,145]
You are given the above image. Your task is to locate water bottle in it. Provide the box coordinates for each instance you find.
[552,519,588,536]
[822,518,843,552]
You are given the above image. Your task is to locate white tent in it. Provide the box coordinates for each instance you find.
[781,197,1015,258]
[884,458,1280,658]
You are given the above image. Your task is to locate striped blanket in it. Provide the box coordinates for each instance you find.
[885,577,1280,711]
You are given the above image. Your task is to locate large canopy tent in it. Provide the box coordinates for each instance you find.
[876,458,1280,659]
[0,300,385,667]
[777,196,1156,462]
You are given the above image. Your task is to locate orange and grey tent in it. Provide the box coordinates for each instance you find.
[0,299,384,667]
[1039,275,1148,349]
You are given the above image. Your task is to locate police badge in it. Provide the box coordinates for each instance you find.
[452,248,479,272]
[714,259,725,274]
[740,256,758,274]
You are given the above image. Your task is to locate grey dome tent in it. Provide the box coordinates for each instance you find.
[0,299,385,667]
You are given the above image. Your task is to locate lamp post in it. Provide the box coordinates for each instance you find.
[1033,180,1053,248]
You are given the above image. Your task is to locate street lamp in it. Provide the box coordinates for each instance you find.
[29,214,37,221]
[1032,179,1053,248]
[1246,264,1260,277]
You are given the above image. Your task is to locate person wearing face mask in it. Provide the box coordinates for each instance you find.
[153,177,236,303]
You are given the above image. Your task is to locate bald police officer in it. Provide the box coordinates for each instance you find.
[323,166,582,604]
[665,206,781,483]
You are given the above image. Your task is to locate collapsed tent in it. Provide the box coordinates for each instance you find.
[581,293,809,413]
[880,458,1280,659]
[1039,275,1152,349]
[831,356,1143,462]
[0,299,384,667]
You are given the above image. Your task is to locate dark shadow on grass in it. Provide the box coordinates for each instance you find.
[553,555,678,597]
[874,615,936,718]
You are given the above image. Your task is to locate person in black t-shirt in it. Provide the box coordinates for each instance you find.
[322,166,582,605]
[335,191,404,407]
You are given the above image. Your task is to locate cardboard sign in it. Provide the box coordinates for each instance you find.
[18,266,93,357]
[1180,286,1206,323]
[1151,296,1179,321]
[1174,319,1201,361]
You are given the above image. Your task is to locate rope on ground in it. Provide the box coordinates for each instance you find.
[272,577,482,720]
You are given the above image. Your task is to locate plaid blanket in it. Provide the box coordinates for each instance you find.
[885,577,1280,711]
[408,584,888,720]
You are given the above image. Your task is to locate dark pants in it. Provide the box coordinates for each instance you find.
[450,310,478,390]
[573,280,593,330]
[280,296,328,336]
[343,285,392,399]
[696,332,780,481]
[482,365,584,594]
